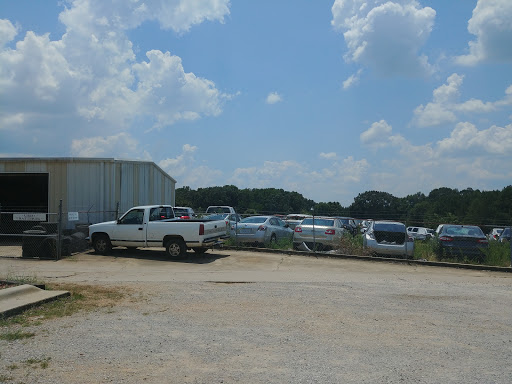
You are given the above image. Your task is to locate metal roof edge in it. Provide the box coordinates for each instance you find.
[0,157,177,184]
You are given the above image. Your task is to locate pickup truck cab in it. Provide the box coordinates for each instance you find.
[206,206,236,214]
[89,205,228,258]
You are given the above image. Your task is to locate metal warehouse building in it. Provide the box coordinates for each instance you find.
[0,158,176,226]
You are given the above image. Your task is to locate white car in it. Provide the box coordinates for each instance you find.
[206,206,236,214]
[406,226,433,241]
[489,228,503,241]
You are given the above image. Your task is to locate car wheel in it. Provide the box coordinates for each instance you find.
[165,239,187,259]
[93,234,112,255]
[269,234,277,245]
[192,247,207,255]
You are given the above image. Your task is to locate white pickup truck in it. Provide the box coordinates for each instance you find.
[88,205,228,258]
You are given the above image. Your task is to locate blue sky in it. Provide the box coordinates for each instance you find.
[1,0,511,206]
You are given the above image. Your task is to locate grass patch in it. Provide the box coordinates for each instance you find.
[412,241,438,261]
[268,237,293,250]
[24,357,51,369]
[412,239,511,267]
[481,241,511,267]
[335,233,371,256]
[0,283,128,329]
[1,272,42,286]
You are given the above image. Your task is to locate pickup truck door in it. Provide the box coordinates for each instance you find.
[111,208,146,247]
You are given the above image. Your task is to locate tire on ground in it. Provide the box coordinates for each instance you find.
[165,238,187,259]
[93,234,112,255]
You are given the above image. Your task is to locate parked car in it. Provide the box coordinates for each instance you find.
[335,217,358,236]
[498,227,511,243]
[204,213,242,236]
[293,217,348,251]
[234,216,293,246]
[489,228,503,241]
[360,219,373,233]
[433,224,488,260]
[406,226,433,241]
[173,206,196,218]
[283,214,312,230]
[206,206,236,214]
[363,221,414,258]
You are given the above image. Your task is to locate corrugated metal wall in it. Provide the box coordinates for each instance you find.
[0,158,176,224]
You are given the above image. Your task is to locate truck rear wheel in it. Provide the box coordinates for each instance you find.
[165,239,187,259]
[93,234,112,255]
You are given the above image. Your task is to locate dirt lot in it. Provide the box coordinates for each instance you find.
[1,248,512,383]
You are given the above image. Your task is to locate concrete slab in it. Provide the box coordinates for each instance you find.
[0,284,70,318]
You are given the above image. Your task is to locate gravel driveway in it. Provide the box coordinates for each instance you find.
[1,249,512,383]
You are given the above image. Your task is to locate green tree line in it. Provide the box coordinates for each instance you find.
[176,185,512,229]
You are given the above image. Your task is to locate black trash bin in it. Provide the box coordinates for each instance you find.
[39,237,58,259]
[22,229,47,258]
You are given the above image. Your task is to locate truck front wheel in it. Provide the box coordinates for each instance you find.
[165,239,187,259]
[93,234,112,255]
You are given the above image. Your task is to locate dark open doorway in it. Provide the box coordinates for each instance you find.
[0,173,49,212]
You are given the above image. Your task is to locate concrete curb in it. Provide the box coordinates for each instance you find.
[221,246,512,273]
[0,284,70,319]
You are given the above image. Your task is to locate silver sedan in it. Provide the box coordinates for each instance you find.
[293,217,346,251]
[234,216,293,246]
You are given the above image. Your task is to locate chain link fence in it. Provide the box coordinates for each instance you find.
[0,201,119,260]
[1,203,510,266]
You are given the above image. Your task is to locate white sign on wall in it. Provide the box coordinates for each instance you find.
[68,212,79,221]
[13,213,47,221]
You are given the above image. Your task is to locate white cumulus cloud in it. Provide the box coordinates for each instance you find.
[437,122,512,156]
[331,0,436,78]
[266,92,282,104]
[360,119,393,147]
[358,119,512,197]
[159,144,223,187]
[0,19,18,47]
[0,0,231,153]
[70,132,150,159]
[413,74,511,128]
[319,152,337,160]
[455,0,512,66]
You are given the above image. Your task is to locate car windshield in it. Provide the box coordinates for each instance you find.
[338,218,350,225]
[374,223,405,232]
[286,215,307,220]
[500,228,510,236]
[241,217,267,224]
[301,218,335,227]
[207,207,231,213]
[443,225,484,237]
[204,214,226,220]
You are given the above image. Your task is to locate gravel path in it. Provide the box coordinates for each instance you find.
[1,249,512,383]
